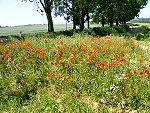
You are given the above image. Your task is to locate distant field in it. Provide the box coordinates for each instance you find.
[2,22,150,36]
[132,23,150,28]
[0,24,73,36]
[0,23,101,36]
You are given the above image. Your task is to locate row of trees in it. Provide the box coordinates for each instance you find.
[21,0,148,32]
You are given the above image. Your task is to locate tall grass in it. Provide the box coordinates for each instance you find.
[0,33,150,112]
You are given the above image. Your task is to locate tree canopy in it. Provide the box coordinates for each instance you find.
[21,0,148,32]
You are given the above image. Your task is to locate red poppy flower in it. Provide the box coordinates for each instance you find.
[25,56,30,61]
[112,93,117,97]
[96,59,103,67]
[37,53,43,59]
[51,60,57,66]
[123,87,128,92]
[85,58,89,62]
[70,56,75,61]
[139,72,144,77]
[132,69,137,75]
[66,73,70,79]
[65,63,69,68]
[143,67,149,74]
[3,49,7,56]
[55,73,59,78]
[123,73,129,79]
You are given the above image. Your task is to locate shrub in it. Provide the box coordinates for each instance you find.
[93,26,113,36]
[140,26,150,34]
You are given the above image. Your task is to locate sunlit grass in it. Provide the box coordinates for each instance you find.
[0,33,150,112]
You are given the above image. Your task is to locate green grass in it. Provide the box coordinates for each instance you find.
[129,22,150,28]
[0,32,150,112]
[0,23,103,36]
[0,24,73,36]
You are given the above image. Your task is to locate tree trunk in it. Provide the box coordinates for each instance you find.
[102,15,105,27]
[79,9,84,31]
[42,0,54,33]
[123,21,126,24]
[72,0,76,30]
[116,19,118,26]
[109,15,113,27]
[87,10,90,29]
[46,12,54,33]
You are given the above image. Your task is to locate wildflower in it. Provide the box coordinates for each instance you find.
[40,50,46,55]
[92,58,96,62]
[89,51,96,56]
[58,37,63,43]
[96,59,103,67]
[108,61,114,67]
[123,87,128,92]
[70,56,75,61]
[102,52,105,56]
[132,69,137,75]
[139,59,142,63]
[65,63,69,68]
[81,51,85,55]
[120,49,124,53]
[128,50,130,53]
[69,47,72,52]
[114,52,118,55]
[85,58,89,62]
[7,61,11,65]
[112,93,117,97]
[113,45,116,48]
[0,38,3,42]
[51,60,57,66]
[7,51,12,57]
[96,49,100,53]
[123,73,129,79]
[66,73,70,79]
[55,51,60,58]
[37,53,43,59]
[117,56,126,63]
[25,56,30,61]
[139,72,144,77]
[55,73,59,78]
[3,49,7,56]
[47,70,53,79]
[59,58,64,63]
[143,67,149,74]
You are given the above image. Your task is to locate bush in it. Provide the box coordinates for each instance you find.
[82,28,96,35]
[135,26,150,40]
[93,26,114,36]
[114,24,130,33]
[140,26,150,34]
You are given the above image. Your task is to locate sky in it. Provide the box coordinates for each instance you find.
[0,0,150,26]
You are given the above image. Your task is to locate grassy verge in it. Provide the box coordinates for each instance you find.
[0,33,150,112]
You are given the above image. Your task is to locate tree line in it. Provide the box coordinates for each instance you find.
[21,0,148,33]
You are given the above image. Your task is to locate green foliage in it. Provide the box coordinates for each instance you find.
[136,26,150,40]
[92,27,114,36]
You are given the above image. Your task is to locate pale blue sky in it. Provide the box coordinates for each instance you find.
[0,0,150,26]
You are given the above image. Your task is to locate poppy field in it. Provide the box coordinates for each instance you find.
[0,33,150,112]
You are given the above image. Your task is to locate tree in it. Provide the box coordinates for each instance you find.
[21,0,55,33]
[92,0,148,27]
[54,0,77,30]
[54,0,96,31]
[54,0,84,30]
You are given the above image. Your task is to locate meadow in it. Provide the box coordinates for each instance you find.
[0,24,150,112]
[0,23,100,36]
[0,24,73,36]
